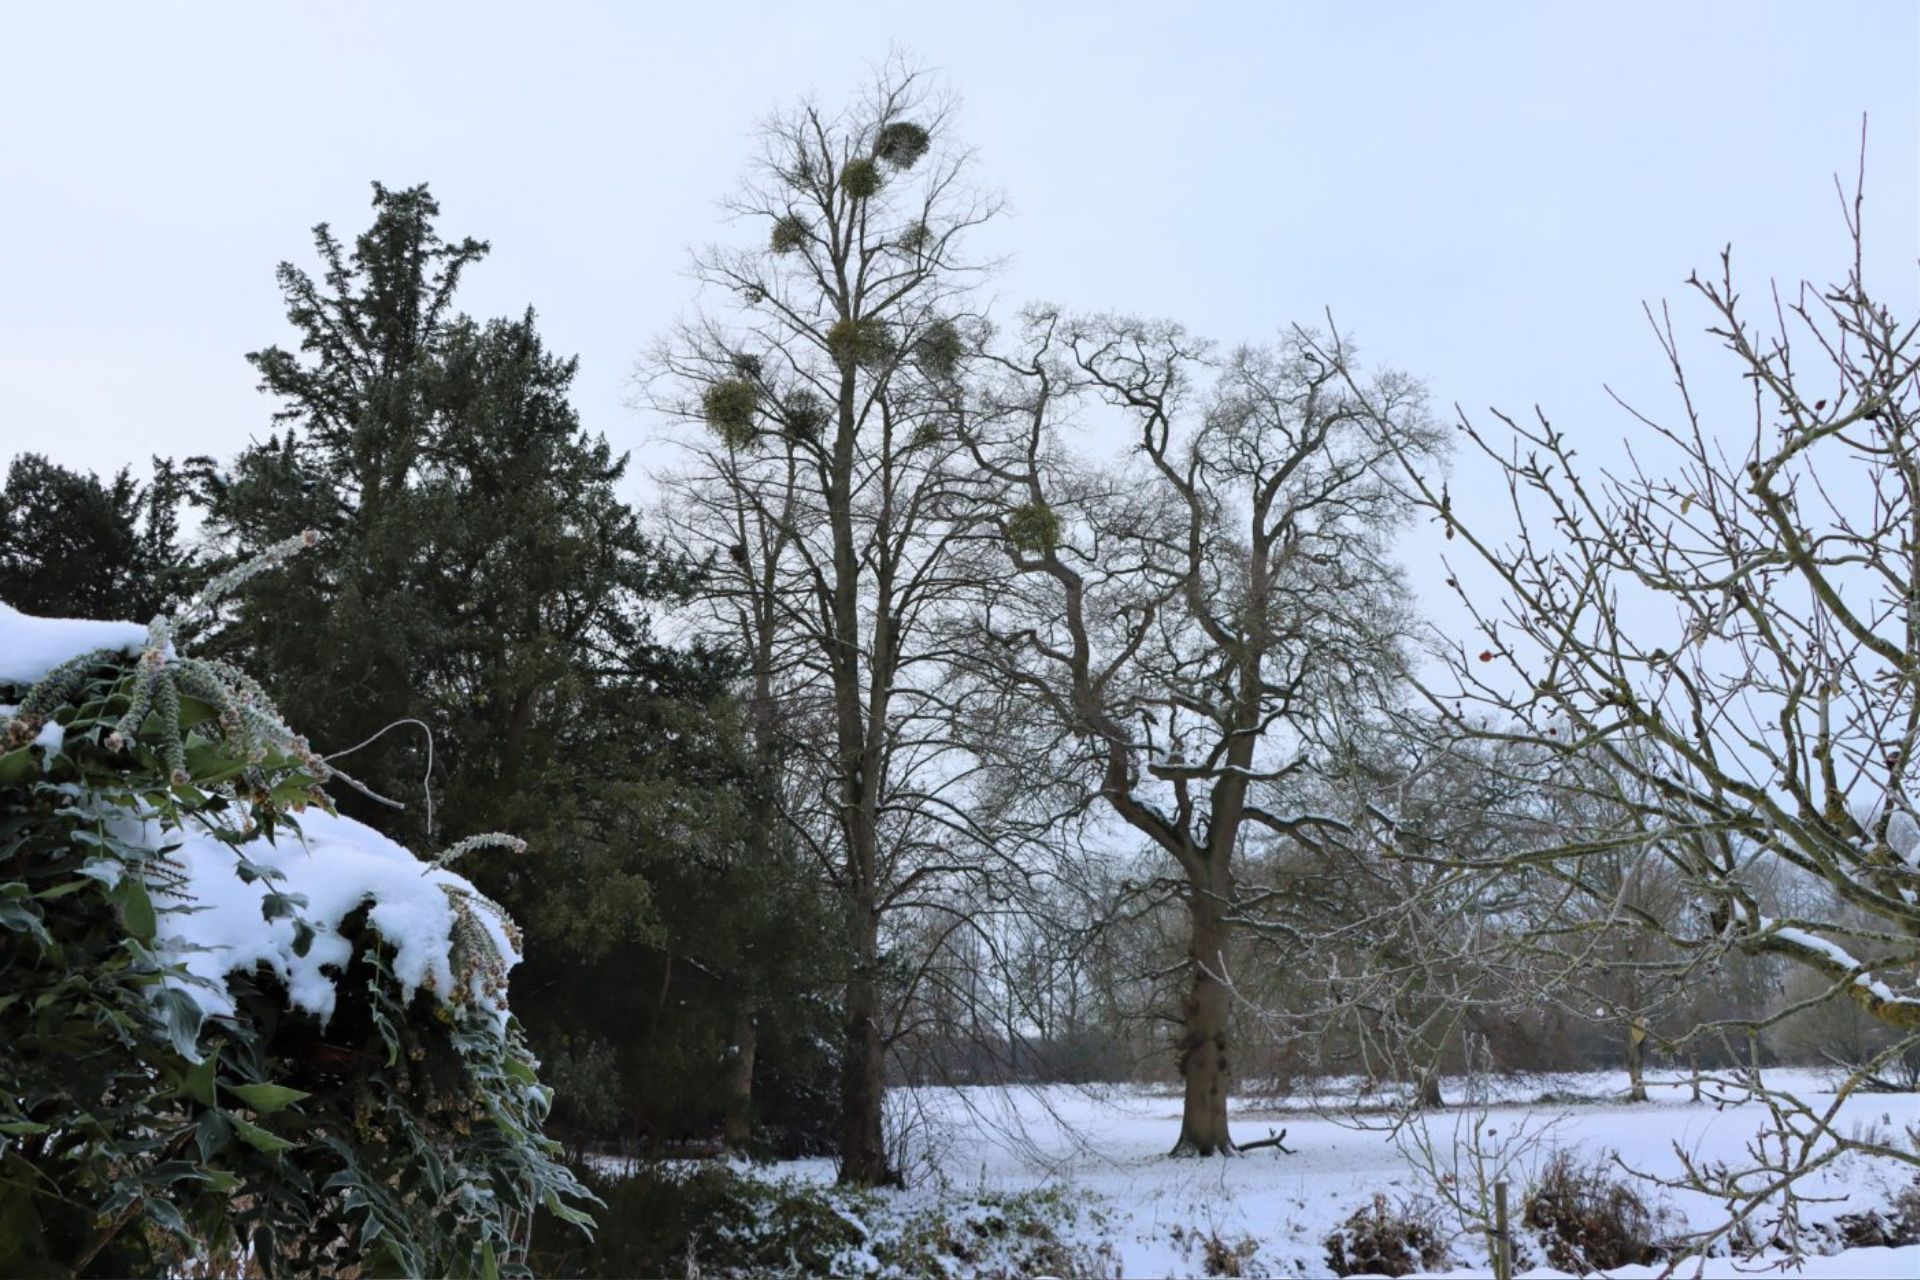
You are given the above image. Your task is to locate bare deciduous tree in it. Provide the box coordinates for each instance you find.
[1353,167,1920,1243]
[954,312,1441,1154]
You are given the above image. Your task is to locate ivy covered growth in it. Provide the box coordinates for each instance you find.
[0,546,591,1278]
[703,378,761,448]
[1006,502,1061,555]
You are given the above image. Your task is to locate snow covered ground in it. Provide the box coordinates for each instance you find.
[738,1071,1918,1278]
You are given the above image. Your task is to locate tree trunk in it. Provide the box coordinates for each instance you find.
[1417,1071,1446,1110]
[1625,1019,1649,1102]
[838,905,897,1185]
[1171,876,1235,1156]
[722,993,758,1150]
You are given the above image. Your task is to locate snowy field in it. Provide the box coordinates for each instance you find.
[679,1070,1919,1278]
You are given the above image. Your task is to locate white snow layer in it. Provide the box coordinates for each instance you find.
[0,600,150,687]
[146,808,519,1027]
[1,599,514,1028]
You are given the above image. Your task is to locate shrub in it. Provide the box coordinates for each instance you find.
[1524,1149,1666,1273]
[1323,1194,1450,1277]
[770,214,808,254]
[0,561,589,1278]
[873,120,930,169]
[529,1167,1106,1280]
[703,378,760,447]
[841,157,882,200]
[527,1164,860,1279]
[826,316,894,370]
[1006,502,1061,555]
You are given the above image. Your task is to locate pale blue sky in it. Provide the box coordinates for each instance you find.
[2,2,1914,508]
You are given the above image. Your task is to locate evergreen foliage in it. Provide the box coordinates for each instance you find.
[840,157,882,200]
[702,378,761,447]
[825,315,893,370]
[1005,502,1061,554]
[780,390,828,442]
[896,220,932,255]
[0,453,184,622]
[872,121,931,170]
[913,319,964,380]
[185,181,839,1159]
[0,580,588,1277]
[770,214,808,255]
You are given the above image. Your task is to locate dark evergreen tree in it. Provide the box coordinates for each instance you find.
[189,182,840,1153]
[0,453,183,620]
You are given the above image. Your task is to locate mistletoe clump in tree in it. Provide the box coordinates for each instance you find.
[0,545,590,1278]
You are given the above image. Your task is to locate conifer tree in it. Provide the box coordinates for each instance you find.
[0,452,183,620]
[187,184,834,1151]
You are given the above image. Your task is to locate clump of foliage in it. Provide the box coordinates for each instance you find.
[0,564,590,1277]
[770,214,809,254]
[840,157,882,200]
[1005,501,1061,555]
[781,389,828,441]
[913,318,965,380]
[1524,1150,1666,1274]
[897,220,933,255]
[529,1165,1103,1280]
[703,378,761,447]
[826,316,894,370]
[1322,1194,1450,1278]
[528,1164,860,1278]
[873,120,930,169]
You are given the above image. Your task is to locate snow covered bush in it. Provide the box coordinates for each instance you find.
[529,1165,1105,1280]
[0,584,589,1276]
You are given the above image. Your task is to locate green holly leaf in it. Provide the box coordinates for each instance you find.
[230,1115,296,1154]
[225,1082,310,1114]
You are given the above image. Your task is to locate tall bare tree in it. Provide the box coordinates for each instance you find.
[646,62,1008,1186]
[954,312,1441,1153]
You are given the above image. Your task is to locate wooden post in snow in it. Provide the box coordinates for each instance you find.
[1492,1180,1512,1280]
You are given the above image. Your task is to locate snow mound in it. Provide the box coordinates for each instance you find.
[145,808,519,1027]
[1,597,517,1030]
[0,600,151,688]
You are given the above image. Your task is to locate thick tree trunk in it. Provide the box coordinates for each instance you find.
[838,905,896,1185]
[1416,1071,1446,1110]
[1171,879,1235,1156]
[1625,1019,1649,1102]
[722,993,758,1150]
